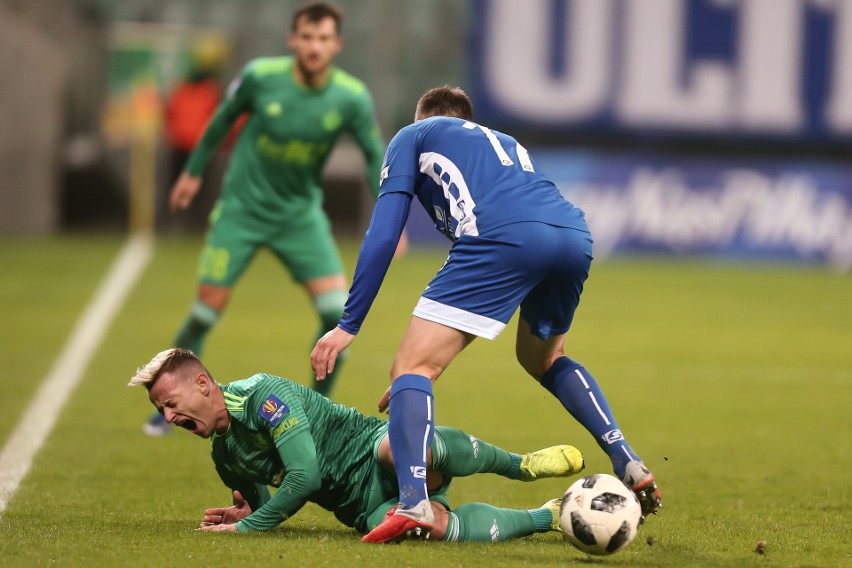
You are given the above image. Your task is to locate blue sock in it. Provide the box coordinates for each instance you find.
[540,356,640,478]
[388,374,434,510]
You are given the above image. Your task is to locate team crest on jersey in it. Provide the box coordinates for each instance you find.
[322,109,341,131]
[265,102,282,116]
[258,394,289,426]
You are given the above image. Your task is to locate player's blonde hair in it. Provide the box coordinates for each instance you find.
[128,348,205,389]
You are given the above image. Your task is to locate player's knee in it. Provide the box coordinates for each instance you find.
[516,346,565,381]
[516,351,564,381]
[515,346,543,379]
[428,501,449,540]
[198,285,230,311]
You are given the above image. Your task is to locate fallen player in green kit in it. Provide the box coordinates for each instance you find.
[130,348,585,541]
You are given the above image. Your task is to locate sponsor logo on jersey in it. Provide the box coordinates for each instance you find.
[601,429,624,444]
[322,109,342,131]
[380,165,389,185]
[271,416,300,439]
[258,394,289,426]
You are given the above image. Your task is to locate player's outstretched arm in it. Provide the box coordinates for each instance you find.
[230,430,322,533]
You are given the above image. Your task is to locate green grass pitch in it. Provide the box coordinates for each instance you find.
[1,234,849,567]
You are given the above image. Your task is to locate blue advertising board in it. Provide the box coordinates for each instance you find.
[472,0,852,142]
[535,149,852,269]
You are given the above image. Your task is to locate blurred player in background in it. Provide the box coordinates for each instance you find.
[130,348,585,541]
[312,86,661,543]
[146,3,399,435]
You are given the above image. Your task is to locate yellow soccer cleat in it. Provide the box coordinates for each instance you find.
[541,497,564,532]
[519,445,584,481]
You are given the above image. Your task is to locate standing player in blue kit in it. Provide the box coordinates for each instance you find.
[311,86,661,543]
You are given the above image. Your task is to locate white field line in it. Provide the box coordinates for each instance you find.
[0,233,154,517]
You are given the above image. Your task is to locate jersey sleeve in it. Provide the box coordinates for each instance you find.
[338,191,412,334]
[234,377,322,532]
[235,429,320,532]
[184,62,255,177]
[346,90,385,198]
[377,124,420,197]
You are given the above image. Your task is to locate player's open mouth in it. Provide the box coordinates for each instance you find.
[178,419,197,432]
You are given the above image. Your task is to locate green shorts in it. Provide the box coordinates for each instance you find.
[359,426,452,534]
[197,200,345,287]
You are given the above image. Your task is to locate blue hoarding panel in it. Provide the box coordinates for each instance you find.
[471,0,852,142]
[535,149,852,269]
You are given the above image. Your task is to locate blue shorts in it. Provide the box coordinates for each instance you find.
[414,222,593,340]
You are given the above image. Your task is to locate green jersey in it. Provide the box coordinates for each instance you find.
[212,374,387,532]
[186,56,384,223]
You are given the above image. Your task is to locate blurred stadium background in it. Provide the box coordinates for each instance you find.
[2,2,851,564]
[3,0,851,268]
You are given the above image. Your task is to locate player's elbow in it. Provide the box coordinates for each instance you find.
[365,229,401,255]
[304,468,322,494]
[288,465,322,495]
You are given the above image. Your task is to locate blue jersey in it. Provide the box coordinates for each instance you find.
[338,116,590,335]
[379,116,586,240]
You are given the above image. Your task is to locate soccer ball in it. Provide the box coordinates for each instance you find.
[559,473,642,556]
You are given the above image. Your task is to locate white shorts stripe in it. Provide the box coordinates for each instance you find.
[413,297,505,340]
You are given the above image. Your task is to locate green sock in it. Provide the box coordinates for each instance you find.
[443,503,537,542]
[527,507,557,532]
[431,426,521,478]
[311,290,348,398]
[173,300,221,355]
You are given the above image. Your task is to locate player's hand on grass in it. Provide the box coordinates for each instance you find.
[311,326,356,380]
[197,523,238,533]
[200,490,251,527]
[169,171,202,212]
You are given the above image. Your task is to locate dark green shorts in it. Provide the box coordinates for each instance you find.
[197,200,344,287]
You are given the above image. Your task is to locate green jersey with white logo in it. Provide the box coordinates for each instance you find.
[213,374,386,532]
[186,56,384,223]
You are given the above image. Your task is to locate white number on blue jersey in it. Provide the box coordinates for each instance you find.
[463,121,535,172]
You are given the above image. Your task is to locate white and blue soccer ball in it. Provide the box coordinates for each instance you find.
[559,473,643,556]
